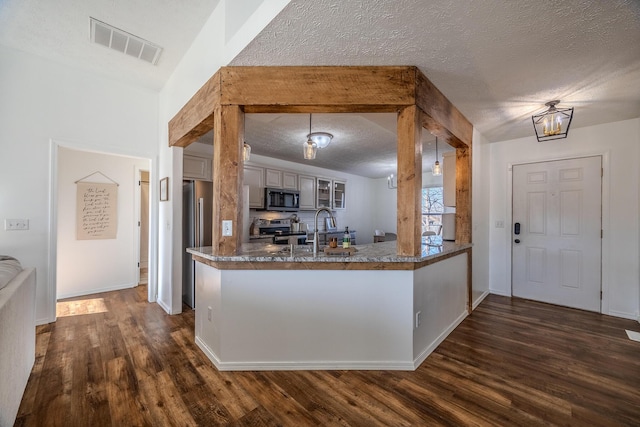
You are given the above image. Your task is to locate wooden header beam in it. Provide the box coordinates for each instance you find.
[168,66,473,255]
[168,71,221,148]
[169,66,472,148]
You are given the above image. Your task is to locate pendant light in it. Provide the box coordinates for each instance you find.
[432,137,442,176]
[242,115,251,161]
[531,100,574,142]
[243,143,251,162]
[307,132,333,148]
[303,114,318,160]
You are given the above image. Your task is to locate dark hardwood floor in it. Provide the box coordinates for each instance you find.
[15,286,640,426]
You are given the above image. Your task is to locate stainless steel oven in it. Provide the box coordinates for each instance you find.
[258,219,307,245]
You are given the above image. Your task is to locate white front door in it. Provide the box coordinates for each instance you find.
[512,156,602,312]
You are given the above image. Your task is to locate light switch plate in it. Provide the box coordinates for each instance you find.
[5,219,29,230]
[222,220,233,236]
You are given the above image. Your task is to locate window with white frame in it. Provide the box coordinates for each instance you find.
[422,186,444,235]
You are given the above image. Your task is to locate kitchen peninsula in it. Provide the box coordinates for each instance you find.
[170,66,474,371]
[188,240,471,370]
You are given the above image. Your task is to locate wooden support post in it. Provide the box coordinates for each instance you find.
[396,105,422,256]
[455,145,472,244]
[212,105,244,256]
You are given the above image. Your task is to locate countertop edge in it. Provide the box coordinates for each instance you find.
[187,242,472,271]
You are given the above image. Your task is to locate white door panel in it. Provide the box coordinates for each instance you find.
[512,156,601,312]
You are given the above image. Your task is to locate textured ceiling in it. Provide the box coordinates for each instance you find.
[231,0,640,143]
[0,0,221,90]
[2,0,639,178]
[240,113,454,179]
[195,113,456,179]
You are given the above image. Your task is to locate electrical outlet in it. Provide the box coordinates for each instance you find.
[207,306,212,321]
[222,220,233,236]
[495,220,505,228]
[5,219,29,231]
[415,311,422,328]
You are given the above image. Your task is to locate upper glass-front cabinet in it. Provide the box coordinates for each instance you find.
[316,178,332,208]
[332,181,346,209]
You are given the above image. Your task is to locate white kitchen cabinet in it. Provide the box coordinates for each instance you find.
[299,175,316,210]
[244,165,265,209]
[265,168,282,188]
[442,151,456,207]
[282,171,298,190]
[183,154,212,181]
[332,180,346,209]
[265,168,297,190]
[316,178,332,209]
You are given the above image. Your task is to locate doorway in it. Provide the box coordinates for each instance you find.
[512,156,602,312]
[139,170,150,285]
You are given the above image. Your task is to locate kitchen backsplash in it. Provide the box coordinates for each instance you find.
[249,209,348,233]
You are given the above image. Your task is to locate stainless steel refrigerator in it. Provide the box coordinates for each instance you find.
[182,180,213,309]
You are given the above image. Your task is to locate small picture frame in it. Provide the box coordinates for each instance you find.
[160,177,169,201]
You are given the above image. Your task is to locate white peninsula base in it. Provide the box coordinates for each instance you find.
[194,252,468,371]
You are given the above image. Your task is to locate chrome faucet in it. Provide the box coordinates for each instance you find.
[313,207,335,256]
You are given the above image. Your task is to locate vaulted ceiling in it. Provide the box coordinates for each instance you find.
[1,0,639,178]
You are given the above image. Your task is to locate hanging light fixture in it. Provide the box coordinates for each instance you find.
[307,131,333,148]
[303,114,318,160]
[432,137,442,176]
[531,100,574,142]
[242,116,251,161]
[243,143,251,162]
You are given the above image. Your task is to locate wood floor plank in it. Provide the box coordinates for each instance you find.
[105,356,148,427]
[194,367,260,420]
[14,290,640,426]
[231,371,321,426]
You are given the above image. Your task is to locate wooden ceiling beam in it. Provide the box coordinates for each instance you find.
[243,105,402,114]
[219,66,417,107]
[168,71,221,147]
[415,70,472,148]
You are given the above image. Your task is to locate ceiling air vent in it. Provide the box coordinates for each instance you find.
[90,17,162,65]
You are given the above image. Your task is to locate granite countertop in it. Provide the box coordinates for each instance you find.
[187,237,471,265]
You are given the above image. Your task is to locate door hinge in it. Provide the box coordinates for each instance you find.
[138,180,141,186]
[600,291,603,300]
[601,229,603,238]
[138,221,141,227]
[137,262,140,268]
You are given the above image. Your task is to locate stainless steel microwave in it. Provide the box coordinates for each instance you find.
[264,188,300,211]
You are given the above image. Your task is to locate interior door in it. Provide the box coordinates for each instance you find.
[512,156,602,312]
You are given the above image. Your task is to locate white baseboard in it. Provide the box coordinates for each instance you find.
[156,297,172,315]
[489,289,512,297]
[472,290,490,310]
[56,282,136,300]
[606,309,639,321]
[412,310,468,370]
[195,336,416,371]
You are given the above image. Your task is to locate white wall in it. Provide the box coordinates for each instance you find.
[472,128,491,305]
[157,0,291,314]
[488,118,640,319]
[56,147,150,298]
[373,177,398,234]
[0,45,159,324]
